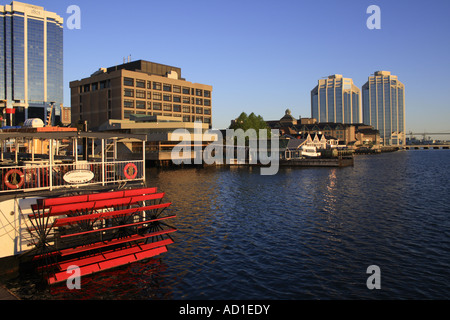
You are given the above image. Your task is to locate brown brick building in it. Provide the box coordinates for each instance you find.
[70,60,212,130]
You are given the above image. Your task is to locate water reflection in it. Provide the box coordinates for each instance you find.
[5,151,450,299]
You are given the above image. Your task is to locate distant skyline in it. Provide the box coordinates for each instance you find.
[20,0,450,136]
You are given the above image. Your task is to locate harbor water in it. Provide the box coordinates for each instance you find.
[4,150,450,300]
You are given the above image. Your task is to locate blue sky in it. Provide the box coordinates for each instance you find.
[33,0,450,135]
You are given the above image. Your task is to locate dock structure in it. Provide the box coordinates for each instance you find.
[404,145,450,150]
[280,157,354,168]
[0,285,18,300]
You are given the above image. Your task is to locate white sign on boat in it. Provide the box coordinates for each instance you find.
[63,170,95,184]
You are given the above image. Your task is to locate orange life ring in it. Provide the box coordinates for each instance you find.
[124,163,138,179]
[4,169,25,189]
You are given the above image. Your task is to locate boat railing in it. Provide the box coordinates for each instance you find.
[0,159,145,194]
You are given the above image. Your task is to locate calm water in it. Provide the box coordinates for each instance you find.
[6,150,450,300]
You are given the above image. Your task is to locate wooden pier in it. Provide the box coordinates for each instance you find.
[280,157,354,168]
[404,145,450,150]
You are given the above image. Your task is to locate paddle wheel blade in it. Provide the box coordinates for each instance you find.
[27,187,176,285]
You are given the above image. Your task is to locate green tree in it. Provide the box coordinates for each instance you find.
[229,112,270,137]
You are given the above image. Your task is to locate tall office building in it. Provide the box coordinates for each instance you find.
[70,60,213,130]
[0,1,63,126]
[362,71,405,146]
[311,74,362,124]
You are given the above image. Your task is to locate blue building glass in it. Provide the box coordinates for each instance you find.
[0,3,63,126]
[46,19,63,105]
[0,13,4,101]
[27,18,45,103]
[4,13,13,107]
[12,14,25,101]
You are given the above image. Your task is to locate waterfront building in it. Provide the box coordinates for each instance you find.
[362,71,405,146]
[311,75,362,124]
[70,60,213,130]
[266,110,380,147]
[0,1,63,126]
[99,114,217,166]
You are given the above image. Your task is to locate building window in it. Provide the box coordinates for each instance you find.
[183,115,190,122]
[153,92,162,100]
[196,89,203,96]
[204,117,211,124]
[182,87,190,95]
[163,94,172,102]
[147,81,152,89]
[124,100,134,108]
[163,84,172,92]
[147,91,151,99]
[183,96,190,104]
[204,90,211,98]
[92,83,98,91]
[153,102,162,110]
[173,105,181,112]
[124,89,134,97]
[196,107,203,114]
[136,100,146,109]
[136,80,145,88]
[100,80,110,89]
[183,106,190,113]
[163,104,172,111]
[147,101,152,109]
[173,95,181,103]
[136,90,146,99]
[173,85,181,93]
[204,99,211,106]
[84,84,90,92]
[196,98,203,105]
[124,78,134,86]
[153,82,161,90]
[204,108,211,115]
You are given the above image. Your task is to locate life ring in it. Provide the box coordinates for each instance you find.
[124,163,138,179]
[4,169,25,189]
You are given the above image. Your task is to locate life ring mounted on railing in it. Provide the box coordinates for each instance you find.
[123,163,138,180]
[4,169,25,190]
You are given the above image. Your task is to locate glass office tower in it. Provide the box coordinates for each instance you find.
[0,1,63,126]
[311,74,362,124]
[362,71,405,146]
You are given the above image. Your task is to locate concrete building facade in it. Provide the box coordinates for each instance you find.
[70,60,213,130]
[311,74,362,124]
[362,71,405,146]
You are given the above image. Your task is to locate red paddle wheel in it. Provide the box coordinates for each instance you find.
[25,187,176,285]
